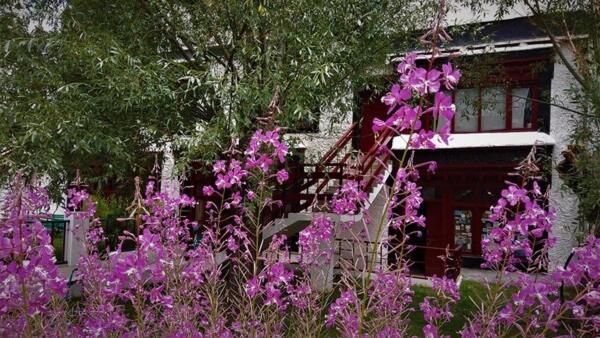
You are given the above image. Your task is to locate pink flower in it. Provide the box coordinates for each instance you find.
[274,142,289,163]
[202,185,214,196]
[431,91,455,120]
[326,290,360,332]
[442,62,461,90]
[427,161,438,174]
[396,52,417,74]
[501,185,528,206]
[257,154,273,173]
[331,180,367,215]
[227,236,239,252]
[276,169,289,184]
[215,173,229,190]
[408,68,441,94]
[382,84,412,107]
[299,216,334,267]
[372,117,389,133]
[230,192,242,206]
[423,324,440,338]
[245,277,261,298]
[213,160,227,174]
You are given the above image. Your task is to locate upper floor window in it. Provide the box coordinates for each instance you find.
[452,84,537,133]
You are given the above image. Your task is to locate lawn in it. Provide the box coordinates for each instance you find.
[319,279,490,337]
[408,280,487,337]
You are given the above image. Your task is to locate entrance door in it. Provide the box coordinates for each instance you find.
[452,205,504,256]
[424,200,452,276]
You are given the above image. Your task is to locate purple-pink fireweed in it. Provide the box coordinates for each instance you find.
[331,180,368,215]
[481,176,555,271]
[441,62,461,90]
[325,289,360,334]
[378,50,458,150]
[275,169,289,184]
[368,270,413,316]
[244,128,289,165]
[65,187,96,220]
[298,216,335,267]
[389,166,425,229]
[3,2,598,334]
[420,275,460,336]
[0,175,67,336]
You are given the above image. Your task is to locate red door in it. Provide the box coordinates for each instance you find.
[359,99,388,153]
[424,200,452,277]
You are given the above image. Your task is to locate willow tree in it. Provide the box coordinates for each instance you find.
[0,0,433,198]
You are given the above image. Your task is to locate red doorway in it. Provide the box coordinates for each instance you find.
[401,164,513,275]
[359,97,388,153]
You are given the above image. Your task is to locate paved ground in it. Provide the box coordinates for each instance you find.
[461,267,503,282]
[58,264,76,279]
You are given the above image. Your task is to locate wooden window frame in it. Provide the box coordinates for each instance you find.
[419,55,550,134]
[450,82,539,133]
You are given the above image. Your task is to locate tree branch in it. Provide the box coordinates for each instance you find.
[136,0,195,63]
[524,0,588,89]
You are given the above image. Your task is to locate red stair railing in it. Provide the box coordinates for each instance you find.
[359,127,395,191]
[277,122,395,217]
[318,122,357,165]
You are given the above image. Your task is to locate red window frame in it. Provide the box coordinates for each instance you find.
[450,82,540,133]
[420,56,549,134]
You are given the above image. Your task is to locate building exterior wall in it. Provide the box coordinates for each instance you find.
[285,93,354,164]
[389,43,582,270]
[446,1,531,25]
[548,43,580,270]
[335,182,390,272]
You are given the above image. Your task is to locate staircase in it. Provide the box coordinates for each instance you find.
[264,124,395,245]
[263,125,465,284]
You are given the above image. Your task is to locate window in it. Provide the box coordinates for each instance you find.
[453,209,473,252]
[481,210,500,242]
[481,87,506,131]
[454,89,478,132]
[452,85,537,133]
[511,87,533,129]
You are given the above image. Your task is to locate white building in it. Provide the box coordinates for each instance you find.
[242,9,582,282]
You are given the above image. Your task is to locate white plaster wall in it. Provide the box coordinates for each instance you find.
[160,143,181,199]
[335,183,390,271]
[285,92,354,164]
[548,43,580,270]
[446,1,531,25]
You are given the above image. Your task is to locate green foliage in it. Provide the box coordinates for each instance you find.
[93,194,128,219]
[0,0,433,199]
[92,195,133,250]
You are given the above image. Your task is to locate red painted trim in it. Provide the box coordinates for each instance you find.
[448,55,549,133]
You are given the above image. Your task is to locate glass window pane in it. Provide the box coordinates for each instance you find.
[481,210,500,242]
[435,90,451,132]
[512,87,532,129]
[481,87,506,131]
[454,89,478,132]
[453,209,472,252]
